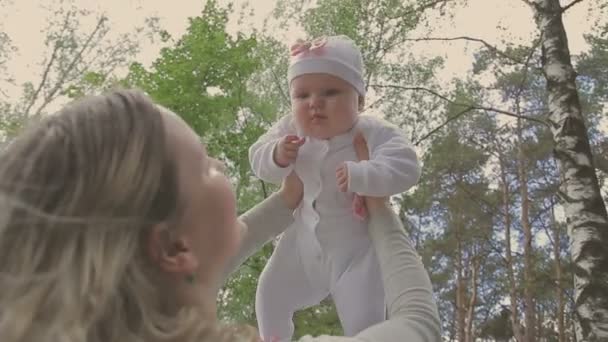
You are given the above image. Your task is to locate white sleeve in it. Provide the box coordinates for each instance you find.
[345,118,421,196]
[248,115,297,185]
[219,192,294,286]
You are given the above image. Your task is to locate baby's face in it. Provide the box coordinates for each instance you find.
[290,73,360,139]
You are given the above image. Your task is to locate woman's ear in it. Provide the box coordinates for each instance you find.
[147,223,199,275]
[358,96,365,112]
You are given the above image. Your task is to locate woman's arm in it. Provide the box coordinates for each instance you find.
[355,204,441,342]
[298,205,440,342]
[219,172,303,285]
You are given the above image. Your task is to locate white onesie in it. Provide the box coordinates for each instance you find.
[249,114,420,342]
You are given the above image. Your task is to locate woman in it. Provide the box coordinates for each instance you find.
[0,89,440,342]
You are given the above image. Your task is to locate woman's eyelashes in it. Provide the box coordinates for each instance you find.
[203,157,226,176]
[210,158,226,173]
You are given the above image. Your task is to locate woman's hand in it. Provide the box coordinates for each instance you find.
[279,171,303,210]
[352,131,389,211]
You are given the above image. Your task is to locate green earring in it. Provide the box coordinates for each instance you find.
[185,273,197,284]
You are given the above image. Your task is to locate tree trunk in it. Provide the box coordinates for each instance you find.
[517,119,536,342]
[530,0,608,340]
[456,234,466,342]
[499,153,525,342]
[552,199,567,342]
[537,305,544,341]
[465,255,479,342]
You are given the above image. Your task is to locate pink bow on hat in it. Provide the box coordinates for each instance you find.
[290,36,328,57]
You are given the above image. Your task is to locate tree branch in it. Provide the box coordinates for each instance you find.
[520,0,535,9]
[364,10,388,91]
[401,36,525,64]
[33,15,107,116]
[361,94,386,113]
[414,106,475,145]
[416,0,455,18]
[515,37,541,100]
[24,41,62,116]
[362,0,456,60]
[561,0,586,13]
[269,67,290,109]
[23,11,73,116]
[260,180,268,199]
[512,36,542,131]
[389,0,455,21]
[370,84,549,127]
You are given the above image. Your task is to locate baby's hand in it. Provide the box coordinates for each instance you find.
[274,135,305,167]
[336,163,349,192]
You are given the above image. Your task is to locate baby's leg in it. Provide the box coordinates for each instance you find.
[330,246,386,336]
[256,227,328,342]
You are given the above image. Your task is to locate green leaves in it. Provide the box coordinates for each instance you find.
[125,3,257,149]
[121,0,291,325]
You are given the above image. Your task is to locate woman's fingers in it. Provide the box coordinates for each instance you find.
[280,171,304,209]
[352,131,388,210]
[353,131,370,161]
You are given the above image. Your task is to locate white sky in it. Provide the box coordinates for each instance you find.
[1,0,603,150]
[0,0,600,91]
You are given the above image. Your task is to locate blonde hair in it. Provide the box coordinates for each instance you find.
[0,90,258,342]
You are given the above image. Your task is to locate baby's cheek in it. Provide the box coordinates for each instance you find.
[293,113,310,132]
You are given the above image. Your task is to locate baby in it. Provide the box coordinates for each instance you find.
[249,35,421,341]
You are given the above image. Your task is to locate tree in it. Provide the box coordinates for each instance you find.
[401,80,504,340]
[377,0,607,338]
[576,20,608,190]
[0,0,159,139]
[526,1,608,339]
[0,30,15,97]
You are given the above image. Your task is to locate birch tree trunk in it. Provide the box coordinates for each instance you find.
[551,199,566,342]
[530,0,608,340]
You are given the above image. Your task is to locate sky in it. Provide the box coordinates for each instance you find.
[0,0,601,92]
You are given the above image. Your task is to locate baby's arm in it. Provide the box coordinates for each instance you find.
[345,118,420,196]
[249,115,297,184]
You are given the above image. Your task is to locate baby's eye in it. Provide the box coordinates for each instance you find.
[294,92,309,99]
[324,89,340,96]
